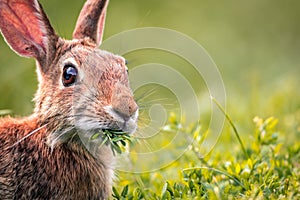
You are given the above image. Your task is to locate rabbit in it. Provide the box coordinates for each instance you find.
[0,0,139,199]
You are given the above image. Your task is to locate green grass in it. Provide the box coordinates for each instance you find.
[112,113,300,199]
[91,130,132,155]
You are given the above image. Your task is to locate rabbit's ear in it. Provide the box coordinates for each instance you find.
[73,0,109,46]
[0,0,57,66]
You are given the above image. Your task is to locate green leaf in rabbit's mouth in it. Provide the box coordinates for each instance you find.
[90,129,132,155]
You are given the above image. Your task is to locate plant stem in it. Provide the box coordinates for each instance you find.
[212,97,249,159]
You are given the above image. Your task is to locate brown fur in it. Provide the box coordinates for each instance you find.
[0,116,112,199]
[0,0,138,199]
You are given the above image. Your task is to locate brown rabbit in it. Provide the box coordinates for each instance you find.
[0,0,138,199]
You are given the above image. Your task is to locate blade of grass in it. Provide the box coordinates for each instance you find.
[211,97,249,159]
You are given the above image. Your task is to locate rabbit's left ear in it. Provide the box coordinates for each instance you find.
[73,0,109,46]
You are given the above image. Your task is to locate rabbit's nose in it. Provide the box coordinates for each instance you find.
[111,84,138,121]
[112,96,138,121]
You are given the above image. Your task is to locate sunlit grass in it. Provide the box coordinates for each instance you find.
[113,113,300,199]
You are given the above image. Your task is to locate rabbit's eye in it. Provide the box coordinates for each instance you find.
[62,65,78,87]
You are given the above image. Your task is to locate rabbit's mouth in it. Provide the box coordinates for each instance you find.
[104,105,139,135]
[101,129,123,134]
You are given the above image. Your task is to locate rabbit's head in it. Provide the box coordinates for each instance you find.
[0,0,138,147]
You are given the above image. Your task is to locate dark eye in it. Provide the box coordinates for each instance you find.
[62,64,78,87]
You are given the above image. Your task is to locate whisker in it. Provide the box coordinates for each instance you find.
[47,126,76,150]
[5,123,48,150]
[137,98,177,111]
[143,97,175,104]
[134,86,160,103]
[135,137,155,152]
[134,126,161,138]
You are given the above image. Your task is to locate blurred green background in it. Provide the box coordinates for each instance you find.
[0,0,299,139]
